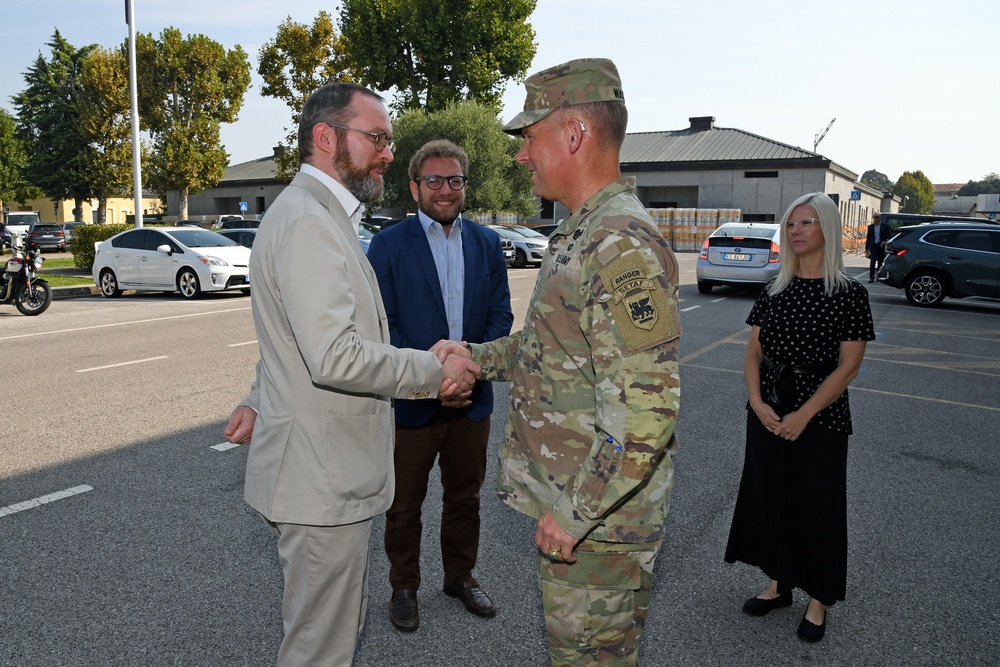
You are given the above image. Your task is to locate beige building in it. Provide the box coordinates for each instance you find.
[7,193,162,225]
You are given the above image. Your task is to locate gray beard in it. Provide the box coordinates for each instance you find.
[334,142,384,203]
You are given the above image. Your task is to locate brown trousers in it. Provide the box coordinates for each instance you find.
[384,407,490,591]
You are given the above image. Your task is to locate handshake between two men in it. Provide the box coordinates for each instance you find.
[224,339,481,446]
[430,339,481,409]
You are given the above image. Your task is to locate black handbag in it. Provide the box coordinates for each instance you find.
[761,355,837,416]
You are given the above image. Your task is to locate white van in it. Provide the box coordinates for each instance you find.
[3,211,41,247]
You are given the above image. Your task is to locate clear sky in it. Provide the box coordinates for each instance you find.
[3,0,996,185]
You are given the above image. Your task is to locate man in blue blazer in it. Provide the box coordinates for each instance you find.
[367,140,513,632]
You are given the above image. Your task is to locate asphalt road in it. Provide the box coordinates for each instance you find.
[1,254,998,666]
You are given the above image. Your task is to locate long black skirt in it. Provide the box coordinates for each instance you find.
[724,409,849,606]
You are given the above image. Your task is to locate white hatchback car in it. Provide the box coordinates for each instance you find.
[93,227,252,299]
[695,222,781,294]
[487,224,548,268]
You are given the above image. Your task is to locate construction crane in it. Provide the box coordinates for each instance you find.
[814,118,836,153]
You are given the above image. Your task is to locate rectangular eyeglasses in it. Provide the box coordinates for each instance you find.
[417,175,468,190]
[324,123,395,152]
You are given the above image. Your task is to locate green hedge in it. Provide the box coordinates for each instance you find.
[71,224,133,271]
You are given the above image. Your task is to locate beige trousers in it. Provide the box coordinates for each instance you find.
[274,519,373,667]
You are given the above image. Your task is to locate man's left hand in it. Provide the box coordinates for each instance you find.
[224,405,256,445]
[535,511,579,563]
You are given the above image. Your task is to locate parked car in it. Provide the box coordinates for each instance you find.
[506,225,550,240]
[695,222,781,294]
[217,228,258,249]
[175,219,207,228]
[498,235,516,266]
[364,215,395,229]
[358,222,379,254]
[877,212,990,233]
[487,224,547,268]
[61,221,88,246]
[218,217,261,230]
[879,221,1000,307]
[26,222,68,252]
[92,227,252,299]
[531,224,561,237]
[3,211,41,248]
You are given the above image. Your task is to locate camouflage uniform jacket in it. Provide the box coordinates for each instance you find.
[471,179,681,543]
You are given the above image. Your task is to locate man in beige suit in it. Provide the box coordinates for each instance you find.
[224,82,479,667]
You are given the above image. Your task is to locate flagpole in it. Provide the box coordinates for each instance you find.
[126,0,143,227]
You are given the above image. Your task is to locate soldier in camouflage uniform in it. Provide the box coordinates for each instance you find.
[466,58,681,666]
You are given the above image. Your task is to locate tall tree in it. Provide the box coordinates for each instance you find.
[339,0,537,113]
[0,108,43,219]
[258,11,351,181]
[861,169,893,192]
[892,170,935,213]
[135,28,251,218]
[12,30,96,221]
[77,46,140,223]
[384,101,534,218]
[957,172,1000,196]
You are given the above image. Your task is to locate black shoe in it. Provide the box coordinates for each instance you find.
[443,581,496,618]
[389,589,419,632]
[868,279,875,283]
[797,609,827,643]
[742,592,793,616]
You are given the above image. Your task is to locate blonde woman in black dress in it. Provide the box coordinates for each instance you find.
[725,192,875,643]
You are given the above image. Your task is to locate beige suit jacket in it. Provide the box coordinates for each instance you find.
[242,172,443,526]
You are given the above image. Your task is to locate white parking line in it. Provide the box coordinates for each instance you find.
[680,305,701,312]
[211,442,243,452]
[76,356,168,373]
[228,340,257,347]
[0,485,93,518]
[0,307,251,342]
[711,297,728,302]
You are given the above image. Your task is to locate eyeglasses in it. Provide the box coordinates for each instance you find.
[786,218,820,229]
[324,123,395,153]
[416,175,468,191]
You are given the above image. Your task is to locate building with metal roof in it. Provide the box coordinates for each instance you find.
[611,116,891,229]
[180,117,898,232]
[173,149,287,221]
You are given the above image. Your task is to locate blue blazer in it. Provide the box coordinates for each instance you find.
[366,215,513,427]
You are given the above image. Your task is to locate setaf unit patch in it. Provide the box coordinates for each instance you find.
[596,241,679,353]
[612,267,658,330]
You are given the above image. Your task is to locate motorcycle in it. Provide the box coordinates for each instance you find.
[1,234,52,316]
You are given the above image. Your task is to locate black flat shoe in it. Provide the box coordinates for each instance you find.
[389,589,419,632]
[797,609,827,643]
[443,581,496,618]
[742,592,793,616]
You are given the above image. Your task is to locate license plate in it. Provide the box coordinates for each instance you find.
[724,253,752,261]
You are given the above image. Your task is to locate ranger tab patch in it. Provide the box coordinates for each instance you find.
[611,268,658,330]
[597,247,679,354]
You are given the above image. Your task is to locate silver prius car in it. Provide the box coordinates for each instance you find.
[695,222,781,294]
[93,227,251,299]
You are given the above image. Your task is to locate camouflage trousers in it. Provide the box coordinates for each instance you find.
[538,539,661,666]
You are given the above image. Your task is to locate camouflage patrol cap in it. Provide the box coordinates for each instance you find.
[502,58,625,135]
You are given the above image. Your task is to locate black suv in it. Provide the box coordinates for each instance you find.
[879,221,1000,306]
[26,223,68,252]
[219,218,261,230]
